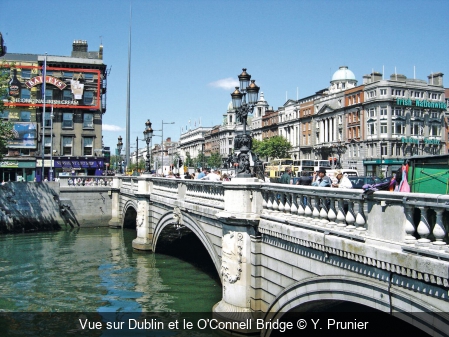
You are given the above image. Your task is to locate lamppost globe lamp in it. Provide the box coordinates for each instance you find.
[229,68,261,178]
[143,119,153,174]
[117,136,123,174]
[238,68,251,91]
[246,80,260,104]
[231,87,243,109]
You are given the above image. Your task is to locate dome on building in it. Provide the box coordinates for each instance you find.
[331,66,356,82]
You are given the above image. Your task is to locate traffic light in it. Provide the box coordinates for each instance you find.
[0,32,6,57]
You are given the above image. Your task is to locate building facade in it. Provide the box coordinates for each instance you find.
[1,40,108,181]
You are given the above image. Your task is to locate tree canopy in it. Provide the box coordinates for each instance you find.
[252,136,292,161]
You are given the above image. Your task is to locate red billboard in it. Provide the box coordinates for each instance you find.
[3,65,102,110]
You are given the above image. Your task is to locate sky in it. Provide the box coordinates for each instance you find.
[1,0,449,153]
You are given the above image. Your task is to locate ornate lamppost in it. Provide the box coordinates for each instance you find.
[229,68,260,178]
[117,136,123,174]
[143,119,153,174]
[332,141,347,169]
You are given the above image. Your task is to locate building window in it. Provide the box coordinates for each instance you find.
[380,89,387,96]
[367,122,376,135]
[83,91,94,105]
[380,122,387,135]
[391,121,405,135]
[84,73,94,81]
[21,88,31,99]
[380,107,387,118]
[44,136,51,155]
[62,113,73,128]
[21,69,31,79]
[45,89,53,100]
[368,108,376,118]
[62,136,73,156]
[83,137,93,156]
[393,107,403,116]
[83,113,94,129]
[20,111,31,122]
[411,122,421,135]
[430,124,440,136]
[63,90,72,101]
[381,143,388,156]
[44,112,52,127]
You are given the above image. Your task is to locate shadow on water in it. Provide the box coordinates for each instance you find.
[155,231,220,283]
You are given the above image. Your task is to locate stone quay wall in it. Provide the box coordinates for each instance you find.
[0,181,113,233]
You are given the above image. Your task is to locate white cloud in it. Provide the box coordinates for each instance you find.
[102,124,124,132]
[209,77,239,90]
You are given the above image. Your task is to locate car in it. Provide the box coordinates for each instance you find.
[347,176,382,189]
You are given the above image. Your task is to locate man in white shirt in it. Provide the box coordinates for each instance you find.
[200,170,221,181]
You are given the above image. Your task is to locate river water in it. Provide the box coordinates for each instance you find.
[0,227,222,336]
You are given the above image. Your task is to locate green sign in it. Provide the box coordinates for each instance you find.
[396,98,447,109]
[401,137,440,145]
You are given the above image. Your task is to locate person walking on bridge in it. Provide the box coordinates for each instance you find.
[279,167,292,184]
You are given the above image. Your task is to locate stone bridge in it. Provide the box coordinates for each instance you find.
[105,175,449,336]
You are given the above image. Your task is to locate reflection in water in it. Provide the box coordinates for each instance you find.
[0,227,221,315]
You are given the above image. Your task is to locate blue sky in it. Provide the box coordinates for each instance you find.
[1,0,448,152]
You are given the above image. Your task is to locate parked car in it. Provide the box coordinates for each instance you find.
[347,176,382,189]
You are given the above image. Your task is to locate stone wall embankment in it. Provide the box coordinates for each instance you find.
[0,182,113,233]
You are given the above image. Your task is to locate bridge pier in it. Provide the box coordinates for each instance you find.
[214,177,262,335]
[132,178,154,251]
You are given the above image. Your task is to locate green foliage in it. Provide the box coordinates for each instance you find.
[252,136,292,161]
[207,152,222,169]
[0,62,14,160]
[185,152,194,167]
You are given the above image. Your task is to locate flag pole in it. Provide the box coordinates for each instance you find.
[41,53,47,181]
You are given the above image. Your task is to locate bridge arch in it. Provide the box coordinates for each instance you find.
[122,200,138,229]
[262,275,448,337]
[152,211,221,276]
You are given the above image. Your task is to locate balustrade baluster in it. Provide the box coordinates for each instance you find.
[319,198,329,226]
[272,191,279,212]
[403,205,416,244]
[417,206,431,244]
[432,208,446,247]
[266,192,273,211]
[312,196,321,225]
[355,200,366,232]
[278,193,285,213]
[262,191,267,210]
[327,198,337,228]
[284,193,292,214]
[290,193,298,216]
[304,195,313,220]
[345,201,356,231]
[336,199,346,228]
[297,193,305,220]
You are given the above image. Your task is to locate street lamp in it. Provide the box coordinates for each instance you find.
[117,135,123,174]
[229,68,260,178]
[161,120,175,176]
[143,119,153,174]
[331,141,347,169]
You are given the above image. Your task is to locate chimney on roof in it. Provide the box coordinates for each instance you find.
[71,40,88,57]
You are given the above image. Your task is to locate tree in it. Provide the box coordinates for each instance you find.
[185,152,194,167]
[253,136,292,161]
[0,61,14,161]
[207,152,222,169]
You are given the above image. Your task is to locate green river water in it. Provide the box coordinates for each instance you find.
[0,227,222,336]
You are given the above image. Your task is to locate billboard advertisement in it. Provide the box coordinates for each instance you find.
[3,65,102,110]
[8,122,37,148]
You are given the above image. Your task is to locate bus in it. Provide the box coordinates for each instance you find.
[265,158,294,178]
[292,159,315,177]
[314,160,332,172]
